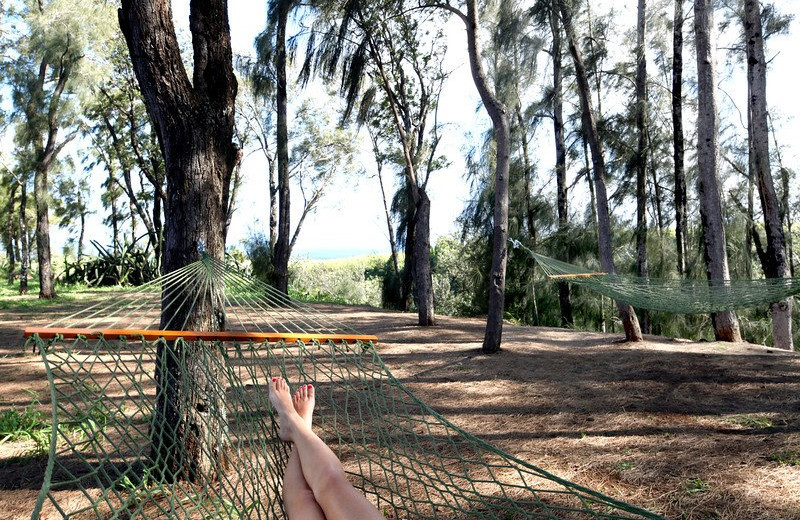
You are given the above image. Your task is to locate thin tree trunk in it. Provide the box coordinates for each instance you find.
[584,140,598,232]
[746,165,755,279]
[119,0,239,482]
[560,0,642,342]
[516,104,537,244]
[103,114,159,252]
[549,0,573,327]
[635,0,650,333]
[769,113,794,276]
[130,200,137,245]
[694,0,741,342]
[34,160,56,299]
[745,0,792,349]
[673,0,688,277]
[268,157,277,252]
[377,163,400,280]
[273,2,291,294]
[19,181,29,295]
[369,125,401,281]
[414,190,435,325]
[78,196,85,259]
[6,182,16,284]
[109,173,120,256]
[401,211,415,312]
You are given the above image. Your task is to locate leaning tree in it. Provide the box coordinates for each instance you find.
[118,0,240,481]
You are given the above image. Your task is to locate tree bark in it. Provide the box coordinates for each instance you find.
[672,0,688,277]
[694,0,741,342]
[635,0,650,333]
[560,0,642,341]
[272,1,291,294]
[745,0,792,349]
[549,0,573,327]
[119,0,238,482]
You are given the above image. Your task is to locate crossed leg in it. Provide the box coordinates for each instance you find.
[269,378,384,520]
[282,384,325,519]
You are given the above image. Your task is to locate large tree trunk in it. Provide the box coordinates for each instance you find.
[549,0,573,327]
[457,0,510,353]
[672,0,688,277]
[560,0,642,342]
[634,0,650,333]
[272,2,291,294]
[694,0,741,342]
[119,0,238,482]
[745,0,792,350]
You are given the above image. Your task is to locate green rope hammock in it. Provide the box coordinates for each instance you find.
[26,255,664,520]
[512,241,800,314]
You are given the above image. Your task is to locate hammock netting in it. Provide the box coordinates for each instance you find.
[26,255,663,520]
[519,246,800,314]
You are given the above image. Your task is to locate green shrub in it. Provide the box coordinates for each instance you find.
[289,255,387,307]
[62,241,157,286]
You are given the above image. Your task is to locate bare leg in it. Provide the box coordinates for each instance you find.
[269,378,384,520]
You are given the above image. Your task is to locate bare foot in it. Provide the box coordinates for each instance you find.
[268,377,304,442]
[293,384,315,429]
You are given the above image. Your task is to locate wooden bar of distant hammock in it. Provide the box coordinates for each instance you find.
[547,272,607,279]
[23,327,378,345]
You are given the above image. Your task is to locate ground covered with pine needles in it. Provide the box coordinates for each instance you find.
[0,299,798,519]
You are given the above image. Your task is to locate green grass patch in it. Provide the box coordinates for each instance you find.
[726,415,774,429]
[0,283,131,311]
[768,450,800,466]
[615,460,636,472]
[0,400,51,454]
[683,477,710,495]
[0,392,118,456]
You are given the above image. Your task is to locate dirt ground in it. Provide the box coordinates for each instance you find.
[1,301,798,520]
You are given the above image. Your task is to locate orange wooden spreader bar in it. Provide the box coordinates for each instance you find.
[23,327,378,344]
